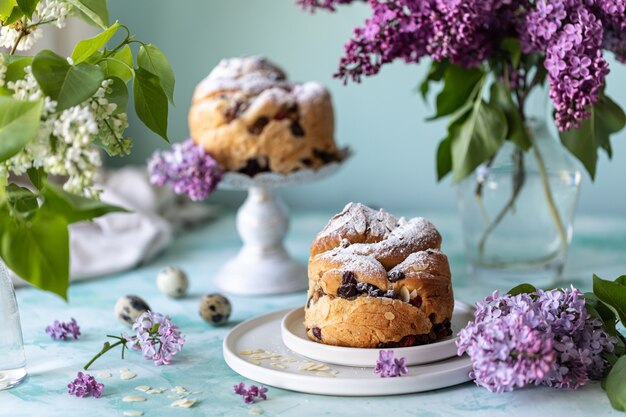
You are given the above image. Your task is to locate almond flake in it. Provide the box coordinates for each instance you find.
[146,388,165,394]
[123,411,144,417]
[270,363,287,369]
[171,386,190,396]
[410,289,418,298]
[171,398,196,408]
[135,385,151,392]
[120,371,137,380]
[249,407,264,415]
[381,297,393,305]
[97,371,112,379]
[399,286,410,303]
[384,312,395,321]
[122,395,146,403]
[281,358,297,363]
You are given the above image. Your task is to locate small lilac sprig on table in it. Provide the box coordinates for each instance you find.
[457,286,616,392]
[233,382,268,404]
[67,372,104,398]
[83,311,185,370]
[45,318,81,341]
[148,138,223,202]
[374,350,408,378]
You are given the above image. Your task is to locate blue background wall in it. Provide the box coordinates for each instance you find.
[108,0,626,215]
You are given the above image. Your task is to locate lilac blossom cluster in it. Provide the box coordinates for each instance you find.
[300,0,626,131]
[67,372,104,398]
[374,350,408,378]
[233,382,268,404]
[45,318,81,341]
[129,311,185,366]
[457,287,616,393]
[148,139,223,202]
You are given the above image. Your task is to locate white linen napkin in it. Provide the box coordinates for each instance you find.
[12,167,218,287]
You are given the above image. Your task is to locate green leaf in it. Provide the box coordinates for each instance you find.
[32,49,104,111]
[0,55,32,95]
[26,166,46,189]
[451,96,507,183]
[559,94,626,180]
[2,54,32,83]
[436,135,452,181]
[0,207,69,300]
[0,0,16,20]
[71,21,119,64]
[104,76,128,114]
[6,183,38,218]
[593,274,626,324]
[419,60,448,101]
[490,81,531,151]
[595,94,626,159]
[500,38,521,68]
[137,44,175,104]
[133,67,169,141]
[3,3,23,25]
[605,355,626,411]
[429,65,484,120]
[41,181,127,224]
[65,0,108,29]
[507,283,537,296]
[0,96,42,162]
[15,0,37,18]
[98,45,133,83]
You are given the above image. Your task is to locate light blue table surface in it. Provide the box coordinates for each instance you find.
[2,210,626,417]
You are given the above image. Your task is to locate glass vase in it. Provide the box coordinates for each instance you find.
[0,260,27,390]
[456,119,582,289]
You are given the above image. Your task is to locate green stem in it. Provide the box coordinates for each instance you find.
[530,137,569,253]
[83,338,127,370]
[478,148,525,260]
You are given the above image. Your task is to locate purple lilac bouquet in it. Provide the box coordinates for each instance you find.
[233,382,268,404]
[457,287,616,392]
[83,311,185,370]
[148,138,223,202]
[374,350,408,378]
[67,372,104,398]
[297,0,626,182]
[45,318,81,341]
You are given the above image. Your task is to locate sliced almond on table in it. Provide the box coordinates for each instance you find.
[135,385,150,392]
[171,398,196,408]
[122,395,146,402]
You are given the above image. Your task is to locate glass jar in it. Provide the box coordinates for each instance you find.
[456,118,582,289]
[0,260,27,390]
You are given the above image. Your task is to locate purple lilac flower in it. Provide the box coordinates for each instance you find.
[148,139,223,202]
[457,287,616,393]
[130,312,185,366]
[233,383,268,404]
[374,350,408,378]
[67,372,104,398]
[45,318,81,341]
[305,0,626,131]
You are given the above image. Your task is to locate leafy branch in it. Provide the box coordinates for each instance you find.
[0,0,175,299]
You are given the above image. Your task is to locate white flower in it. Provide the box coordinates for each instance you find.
[36,0,71,29]
[0,55,6,88]
[0,0,71,52]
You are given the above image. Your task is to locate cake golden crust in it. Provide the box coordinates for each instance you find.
[188,57,340,175]
[304,203,454,348]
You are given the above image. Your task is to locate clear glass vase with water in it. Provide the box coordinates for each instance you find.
[457,119,582,288]
[0,260,27,389]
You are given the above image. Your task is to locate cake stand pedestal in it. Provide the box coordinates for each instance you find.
[214,151,350,296]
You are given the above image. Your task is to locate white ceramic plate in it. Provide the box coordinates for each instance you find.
[280,301,474,367]
[223,309,473,396]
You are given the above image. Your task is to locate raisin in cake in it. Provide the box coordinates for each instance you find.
[304,203,454,348]
[188,56,341,175]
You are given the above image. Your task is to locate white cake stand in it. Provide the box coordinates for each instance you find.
[214,150,350,296]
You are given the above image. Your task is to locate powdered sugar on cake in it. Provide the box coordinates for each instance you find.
[193,56,328,106]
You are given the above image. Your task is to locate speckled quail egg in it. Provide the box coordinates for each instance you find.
[199,294,231,326]
[115,295,151,326]
[156,266,189,298]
